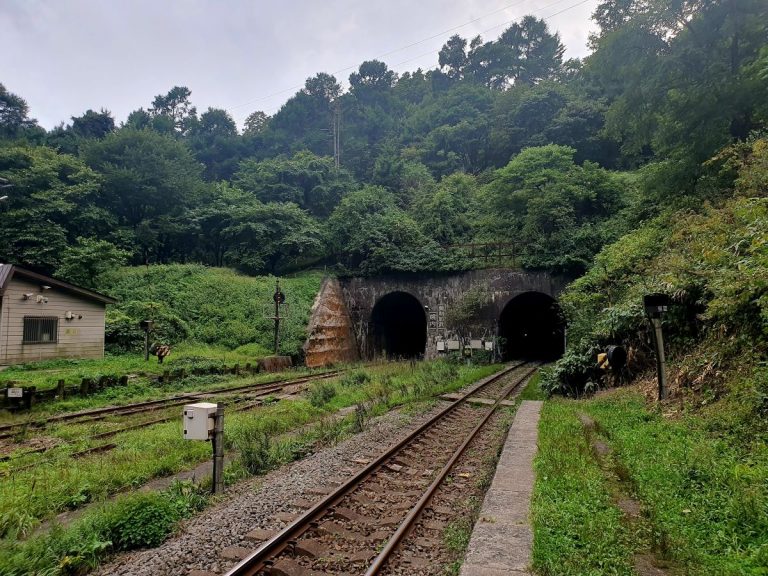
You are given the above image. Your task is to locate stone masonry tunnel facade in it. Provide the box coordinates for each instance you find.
[312,269,568,362]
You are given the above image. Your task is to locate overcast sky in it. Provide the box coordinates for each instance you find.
[1,0,600,130]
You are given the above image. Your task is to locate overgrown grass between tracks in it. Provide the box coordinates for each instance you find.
[0,360,501,576]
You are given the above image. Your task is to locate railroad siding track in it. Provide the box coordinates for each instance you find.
[0,371,341,440]
[195,362,536,576]
[0,371,341,474]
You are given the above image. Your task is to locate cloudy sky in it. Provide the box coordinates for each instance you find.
[1,0,600,130]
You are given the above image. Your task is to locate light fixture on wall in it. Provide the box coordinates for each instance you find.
[23,293,33,300]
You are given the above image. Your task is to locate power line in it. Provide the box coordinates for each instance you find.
[387,0,583,71]
[235,0,597,121]
[230,0,582,114]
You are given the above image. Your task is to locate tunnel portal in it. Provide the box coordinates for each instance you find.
[370,291,427,359]
[499,292,565,361]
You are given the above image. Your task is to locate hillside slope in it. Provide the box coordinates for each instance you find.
[102,265,324,357]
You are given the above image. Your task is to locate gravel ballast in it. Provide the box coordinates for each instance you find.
[94,400,453,576]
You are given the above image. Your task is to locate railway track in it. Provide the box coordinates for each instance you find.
[212,361,537,576]
[0,370,342,473]
[0,370,341,441]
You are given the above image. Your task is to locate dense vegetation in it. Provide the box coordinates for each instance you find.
[101,265,323,355]
[3,1,764,283]
[0,361,499,575]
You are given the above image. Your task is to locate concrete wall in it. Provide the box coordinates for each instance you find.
[340,269,566,360]
[303,277,360,368]
[0,277,107,365]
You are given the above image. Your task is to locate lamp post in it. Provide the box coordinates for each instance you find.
[644,293,671,401]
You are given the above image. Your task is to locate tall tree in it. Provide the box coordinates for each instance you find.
[0,83,39,139]
[0,146,107,271]
[234,151,354,218]
[188,107,242,181]
[150,86,198,134]
[71,109,115,139]
[438,35,469,80]
[81,129,204,262]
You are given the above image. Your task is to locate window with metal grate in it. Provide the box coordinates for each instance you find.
[23,316,59,344]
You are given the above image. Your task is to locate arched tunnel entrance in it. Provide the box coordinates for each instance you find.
[499,292,565,361]
[370,291,427,359]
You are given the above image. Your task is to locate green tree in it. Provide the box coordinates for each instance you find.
[150,86,198,135]
[81,129,204,263]
[586,0,768,174]
[481,145,625,274]
[188,107,242,181]
[0,146,106,271]
[327,186,448,274]
[55,237,129,289]
[244,111,270,135]
[438,35,469,80]
[0,83,40,139]
[413,172,476,245]
[71,109,115,139]
[224,202,325,274]
[233,151,354,218]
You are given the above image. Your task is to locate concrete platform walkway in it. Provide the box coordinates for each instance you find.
[460,400,543,576]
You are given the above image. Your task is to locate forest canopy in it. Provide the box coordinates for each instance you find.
[1,1,767,281]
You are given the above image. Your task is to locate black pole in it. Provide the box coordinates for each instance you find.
[212,405,224,495]
[651,317,668,401]
[274,279,281,356]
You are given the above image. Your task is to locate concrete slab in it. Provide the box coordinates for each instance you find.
[460,400,543,576]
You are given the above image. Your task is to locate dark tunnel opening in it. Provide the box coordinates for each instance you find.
[499,292,565,361]
[370,291,427,359]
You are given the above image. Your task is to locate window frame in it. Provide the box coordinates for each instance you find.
[22,316,59,345]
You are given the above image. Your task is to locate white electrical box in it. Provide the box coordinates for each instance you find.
[183,402,217,440]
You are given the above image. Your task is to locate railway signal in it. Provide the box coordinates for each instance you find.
[272,280,286,356]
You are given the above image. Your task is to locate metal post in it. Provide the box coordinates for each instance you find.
[212,405,224,495]
[651,317,668,400]
[144,329,150,362]
[274,279,280,356]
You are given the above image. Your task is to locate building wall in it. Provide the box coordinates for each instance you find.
[0,277,107,365]
[340,269,566,360]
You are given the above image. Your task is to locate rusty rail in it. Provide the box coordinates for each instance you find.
[223,361,535,576]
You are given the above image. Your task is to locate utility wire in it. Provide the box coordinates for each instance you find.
[234,0,596,120]
[230,0,581,113]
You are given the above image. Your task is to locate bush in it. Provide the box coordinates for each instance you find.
[99,493,179,550]
[307,381,337,407]
[340,370,370,388]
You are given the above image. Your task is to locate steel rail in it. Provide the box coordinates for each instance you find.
[0,370,341,439]
[0,372,339,474]
[223,361,530,576]
[365,363,539,575]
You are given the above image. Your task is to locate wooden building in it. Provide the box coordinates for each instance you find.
[0,265,117,365]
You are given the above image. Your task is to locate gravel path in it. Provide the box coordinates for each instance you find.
[94,400,452,576]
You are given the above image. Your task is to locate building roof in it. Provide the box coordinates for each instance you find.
[0,264,117,305]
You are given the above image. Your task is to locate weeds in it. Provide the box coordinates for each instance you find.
[234,427,273,475]
[307,381,337,407]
